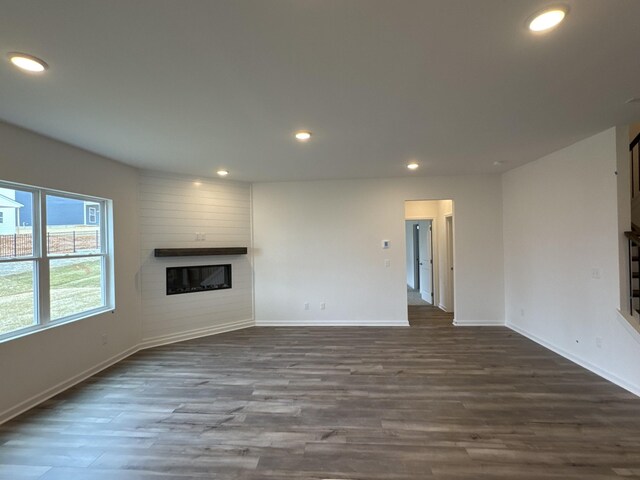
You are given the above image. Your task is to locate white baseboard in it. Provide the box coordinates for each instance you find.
[453,319,504,326]
[139,318,255,349]
[0,345,139,425]
[255,319,409,327]
[507,322,640,398]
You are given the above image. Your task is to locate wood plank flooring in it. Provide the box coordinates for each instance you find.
[1,313,640,479]
[408,304,455,326]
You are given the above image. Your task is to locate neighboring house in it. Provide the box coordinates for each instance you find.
[84,202,100,226]
[0,188,23,236]
[14,191,100,227]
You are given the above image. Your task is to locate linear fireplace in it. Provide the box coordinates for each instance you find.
[166,264,231,295]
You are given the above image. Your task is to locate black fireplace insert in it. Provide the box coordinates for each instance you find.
[166,264,231,295]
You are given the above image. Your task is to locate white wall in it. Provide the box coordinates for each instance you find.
[405,200,440,220]
[503,127,640,395]
[139,171,253,345]
[629,124,640,228]
[0,121,141,422]
[253,175,504,326]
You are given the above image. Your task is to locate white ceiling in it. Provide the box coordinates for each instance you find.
[1,0,639,182]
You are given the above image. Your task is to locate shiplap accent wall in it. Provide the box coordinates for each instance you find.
[139,171,253,344]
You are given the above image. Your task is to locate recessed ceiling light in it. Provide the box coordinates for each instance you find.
[8,52,48,73]
[407,162,419,170]
[493,161,505,166]
[217,170,229,177]
[295,131,312,141]
[193,181,202,186]
[528,6,568,32]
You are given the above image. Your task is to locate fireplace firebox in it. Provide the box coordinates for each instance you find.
[166,264,231,295]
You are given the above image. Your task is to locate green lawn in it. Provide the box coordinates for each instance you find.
[0,259,103,336]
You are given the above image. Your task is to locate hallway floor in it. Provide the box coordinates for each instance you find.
[407,286,431,306]
[408,303,454,326]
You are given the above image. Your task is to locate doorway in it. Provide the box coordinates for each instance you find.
[406,220,433,305]
[404,200,455,324]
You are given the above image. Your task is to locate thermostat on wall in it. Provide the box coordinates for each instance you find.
[382,240,390,249]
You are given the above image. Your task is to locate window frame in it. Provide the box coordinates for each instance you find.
[0,180,114,342]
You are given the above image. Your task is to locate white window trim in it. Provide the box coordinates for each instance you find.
[0,180,114,343]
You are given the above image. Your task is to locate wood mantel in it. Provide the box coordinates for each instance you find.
[154,247,248,257]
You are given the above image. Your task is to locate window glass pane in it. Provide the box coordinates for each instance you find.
[46,195,101,255]
[0,187,34,259]
[50,257,104,320]
[0,261,36,335]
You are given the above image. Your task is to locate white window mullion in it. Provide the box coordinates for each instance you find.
[101,254,107,308]
[102,200,113,310]
[37,191,50,326]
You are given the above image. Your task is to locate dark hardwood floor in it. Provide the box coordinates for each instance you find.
[2,312,640,479]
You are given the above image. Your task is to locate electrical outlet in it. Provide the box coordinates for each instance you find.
[101,333,108,346]
[320,302,326,310]
[384,259,390,268]
[520,308,525,317]
[596,337,603,348]
[304,302,310,310]
[591,268,601,279]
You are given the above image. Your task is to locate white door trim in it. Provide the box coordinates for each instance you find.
[444,214,454,314]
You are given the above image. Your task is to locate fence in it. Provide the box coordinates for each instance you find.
[0,231,100,258]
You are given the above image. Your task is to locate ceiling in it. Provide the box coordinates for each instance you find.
[1,0,639,182]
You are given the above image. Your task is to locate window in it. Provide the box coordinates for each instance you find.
[0,180,113,340]
[88,206,98,225]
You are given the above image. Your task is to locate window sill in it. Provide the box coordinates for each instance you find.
[0,306,115,344]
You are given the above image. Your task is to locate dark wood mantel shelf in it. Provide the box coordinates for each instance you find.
[154,247,248,257]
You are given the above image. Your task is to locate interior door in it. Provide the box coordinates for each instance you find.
[418,220,433,303]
